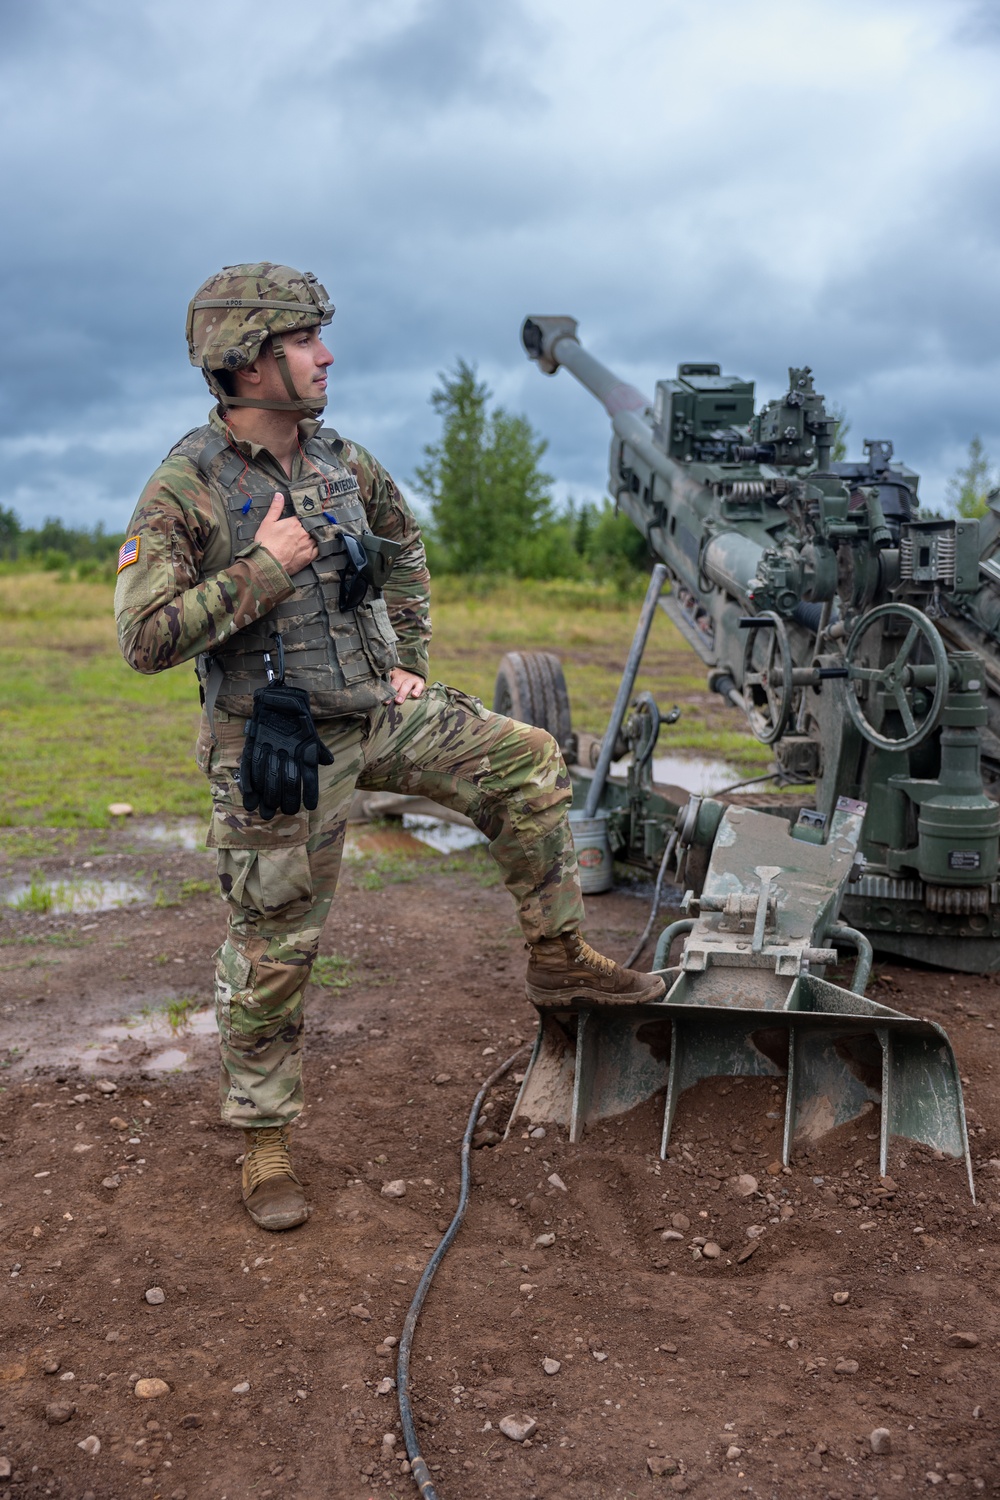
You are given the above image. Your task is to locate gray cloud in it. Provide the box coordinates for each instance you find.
[1,0,998,534]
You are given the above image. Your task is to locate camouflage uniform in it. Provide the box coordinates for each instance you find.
[116,409,584,1128]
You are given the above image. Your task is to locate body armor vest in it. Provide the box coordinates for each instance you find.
[173,425,400,718]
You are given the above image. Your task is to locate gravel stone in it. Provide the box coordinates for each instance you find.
[77,1436,101,1455]
[498,1414,537,1442]
[542,1358,561,1375]
[144,1287,165,1305]
[835,1359,859,1375]
[647,1456,678,1476]
[702,1242,722,1259]
[381,1180,407,1199]
[547,1173,567,1191]
[660,1230,684,1241]
[134,1379,170,1399]
[376,1377,396,1396]
[534,1233,555,1248]
[94,1079,118,1094]
[946,1332,979,1348]
[0,1460,9,1480]
[231,1382,250,1395]
[670,1213,691,1231]
[726,1445,743,1459]
[101,1175,121,1190]
[832,1291,850,1305]
[869,1428,892,1455]
[733,1173,758,1196]
[41,1358,60,1374]
[44,1403,75,1425]
[349,1305,372,1320]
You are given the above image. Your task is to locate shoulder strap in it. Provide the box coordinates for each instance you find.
[305,426,344,461]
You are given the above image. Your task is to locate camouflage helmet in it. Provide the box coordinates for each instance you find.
[186,262,334,414]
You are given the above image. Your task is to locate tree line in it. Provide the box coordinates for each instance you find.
[0,511,124,578]
[2,365,996,581]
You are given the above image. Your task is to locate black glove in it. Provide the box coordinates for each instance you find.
[239,684,334,820]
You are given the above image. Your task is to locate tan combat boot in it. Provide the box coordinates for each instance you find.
[241,1126,309,1231]
[525,931,666,1007]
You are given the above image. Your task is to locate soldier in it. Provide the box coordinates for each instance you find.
[115,263,664,1232]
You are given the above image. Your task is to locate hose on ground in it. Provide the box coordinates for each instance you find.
[398,1043,530,1499]
[624,830,679,969]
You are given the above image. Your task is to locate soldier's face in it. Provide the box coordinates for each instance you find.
[254,326,334,405]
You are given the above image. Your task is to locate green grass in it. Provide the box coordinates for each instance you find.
[311,953,352,989]
[11,873,54,912]
[355,850,431,890]
[155,876,214,906]
[166,995,202,1031]
[440,846,501,887]
[0,573,207,827]
[1,571,770,828]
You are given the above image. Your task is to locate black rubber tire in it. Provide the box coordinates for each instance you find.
[493,650,572,748]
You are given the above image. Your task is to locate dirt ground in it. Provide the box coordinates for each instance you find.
[1,817,999,1500]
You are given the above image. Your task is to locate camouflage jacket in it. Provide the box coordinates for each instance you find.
[115,408,432,700]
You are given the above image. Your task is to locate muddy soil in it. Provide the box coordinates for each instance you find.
[1,820,999,1500]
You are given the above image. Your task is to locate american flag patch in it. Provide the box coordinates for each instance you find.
[117,536,140,573]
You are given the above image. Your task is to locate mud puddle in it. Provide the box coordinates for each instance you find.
[57,1004,219,1078]
[2,874,149,914]
[402,812,485,852]
[135,818,206,851]
[611,750,746,794]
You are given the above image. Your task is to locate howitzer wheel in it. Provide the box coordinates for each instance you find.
[844,603,949,750]
[493,651,573,749]
[741,611,794,744]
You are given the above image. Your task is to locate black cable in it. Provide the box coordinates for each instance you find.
[398,1044,531,1499]
[706,769,815,796]
[624,830,679,969]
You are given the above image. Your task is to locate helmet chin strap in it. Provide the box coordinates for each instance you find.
[205,334,327,415]
[269,333,327,415]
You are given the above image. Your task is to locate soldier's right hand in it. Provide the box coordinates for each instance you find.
[256,493,319,575]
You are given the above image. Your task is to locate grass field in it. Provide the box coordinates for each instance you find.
[0,571,769,827]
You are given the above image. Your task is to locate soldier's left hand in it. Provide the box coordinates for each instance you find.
[389,668,426,704]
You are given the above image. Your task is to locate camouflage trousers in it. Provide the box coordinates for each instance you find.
[197,682,584,1129]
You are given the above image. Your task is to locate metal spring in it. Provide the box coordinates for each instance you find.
[899,532,956,584]
[719,477,792,501]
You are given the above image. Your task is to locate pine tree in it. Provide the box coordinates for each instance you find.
[946,436,997,519]
[829,402,850,465]
[413,360,554,574]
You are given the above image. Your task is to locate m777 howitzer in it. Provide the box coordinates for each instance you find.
[516,314,1000,975]
[495,314,989,1192]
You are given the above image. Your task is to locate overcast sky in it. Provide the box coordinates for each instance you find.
[2,0,998,532]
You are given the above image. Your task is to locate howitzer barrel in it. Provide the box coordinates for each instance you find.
[521,317,650,418]
[521,315,765,608]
